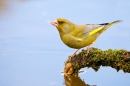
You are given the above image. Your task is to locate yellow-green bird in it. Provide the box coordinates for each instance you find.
[51,18,122,58]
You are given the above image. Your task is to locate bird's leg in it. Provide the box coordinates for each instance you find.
[69,49,80,60]
[86,44,92,57]
[71,49,80,57]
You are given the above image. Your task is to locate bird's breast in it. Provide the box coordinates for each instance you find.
[60,34,98,49]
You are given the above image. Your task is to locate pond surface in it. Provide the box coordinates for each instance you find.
[0,0,130,86]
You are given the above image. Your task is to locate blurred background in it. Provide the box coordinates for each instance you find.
[0,0,130,86]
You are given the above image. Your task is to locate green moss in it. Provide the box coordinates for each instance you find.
[65,47,130,73]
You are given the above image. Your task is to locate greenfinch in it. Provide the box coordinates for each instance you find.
[51,18,122,58]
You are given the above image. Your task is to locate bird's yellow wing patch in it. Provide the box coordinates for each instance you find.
[88,26,104,36]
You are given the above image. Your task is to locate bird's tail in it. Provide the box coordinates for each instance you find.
[105,20,122,28]
[99,20,122,33]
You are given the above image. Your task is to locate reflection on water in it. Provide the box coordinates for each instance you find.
[64,74,92,86]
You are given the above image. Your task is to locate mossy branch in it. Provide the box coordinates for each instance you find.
[64,48,130,75]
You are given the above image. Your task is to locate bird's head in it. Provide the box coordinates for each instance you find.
[51,18,75,34]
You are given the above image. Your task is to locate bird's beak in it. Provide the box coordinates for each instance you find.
[51,20,59,27]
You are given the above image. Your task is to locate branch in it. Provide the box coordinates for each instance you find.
[64,48,130,75]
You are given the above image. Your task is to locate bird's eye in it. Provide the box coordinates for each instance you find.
[59,21,64,24]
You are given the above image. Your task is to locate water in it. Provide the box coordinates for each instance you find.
[0,0,130,86]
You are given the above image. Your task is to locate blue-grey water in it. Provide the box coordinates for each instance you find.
[0,0,130,86]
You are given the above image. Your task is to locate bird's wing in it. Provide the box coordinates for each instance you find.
[83,20,122,37]
[71,20,122,40]
[82,24,106,37]
[72,23,107,39]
